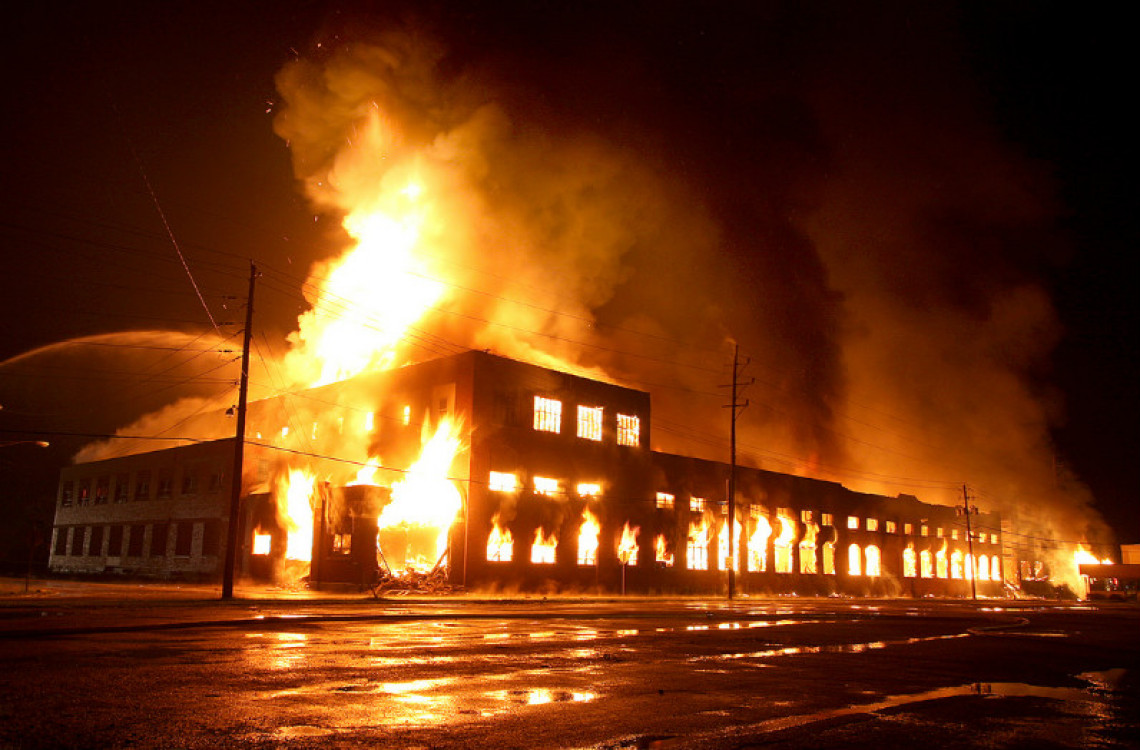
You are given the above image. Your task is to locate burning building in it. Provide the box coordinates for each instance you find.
[48,349,1006,597]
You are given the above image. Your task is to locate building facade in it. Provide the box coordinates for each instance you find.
[49,350,1004,596]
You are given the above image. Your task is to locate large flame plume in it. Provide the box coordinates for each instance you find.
[379,415,465,572]
[28,11,1118,597]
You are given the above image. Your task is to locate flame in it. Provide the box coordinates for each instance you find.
[578,509,601,565]
[773,512,796,573]
[380,415,465,572]
[799,521,818,574]
[1074,546,1112,566]
[903,544,917,578]
[687,515,710,570]
[618,522,640,565]
[655,534,674,567]
[848,543,862,576]
[348,458,381,486]
[950,548,964,579]
[531,528,558,564]
[935,542,949,579]
[864,544,881,577]
[285,162,447,388]
[276,468,317,562]
[1069,545,1113,596]
[487,514,513,562]
[822,540,836,575]
[748,513,771,572]
[252,533,272,556]
[718,520,737,572]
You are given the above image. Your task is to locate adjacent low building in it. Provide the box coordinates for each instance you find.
[48,350,1005,596]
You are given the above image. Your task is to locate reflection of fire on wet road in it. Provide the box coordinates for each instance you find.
[3,596,1135,749]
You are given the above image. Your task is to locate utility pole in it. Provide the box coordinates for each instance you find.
[961,483,978,601]
[721,343,752,600]
[221,262,257,600]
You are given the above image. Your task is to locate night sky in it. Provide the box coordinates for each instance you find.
[1,2,1135,559]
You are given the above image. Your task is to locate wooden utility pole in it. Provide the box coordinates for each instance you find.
[722,344,752,600]
[962,483,978,601]
[221,262,257,600]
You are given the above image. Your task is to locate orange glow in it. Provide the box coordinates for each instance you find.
[252,533,272,556]
[687,516,710,570]
[655,534,674,567]
[773,512,796,573]
[848,543,862,576]
[276,468,317,562]
[718,520,737,572]
[950,549,964,579]
[978,553,990,581]
[578,509,601,565]
[748,513,771,572]
[488,471,519,493]
[348,458,381,487]
[935,543,949,579]
[616,414,640,447]
[380,416,465,573]
[284,172,447,388]
[903,544,917,578]
[864,544,881,577]
[822,540,836,575]
[618,522,640,565]
[1074,546,1112,566]
[487,514,513,562]
[577,482,602,498]
[799,521,818,574]
[531,528,558,564]
[576,405,603,441]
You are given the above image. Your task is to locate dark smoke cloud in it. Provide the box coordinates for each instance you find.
[268,2,1108,556]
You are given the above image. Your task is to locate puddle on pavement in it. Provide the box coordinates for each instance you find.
[241,631,311,670]
[486,688,597,706]
[688,632,969,663]
[275,725,336,738]
[742,669,1129,735]
[273,674,603,726]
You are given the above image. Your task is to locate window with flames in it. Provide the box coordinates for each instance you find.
[577,405,603,441]
[533,396,562,434]
[489,471,519,493]
[616,413,640,447]
[533,476,561,497]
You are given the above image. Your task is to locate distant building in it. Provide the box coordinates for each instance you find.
[48,350,1004,596]
[1079,544,1140,601]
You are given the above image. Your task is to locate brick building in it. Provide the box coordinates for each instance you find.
[48,350,1005,596]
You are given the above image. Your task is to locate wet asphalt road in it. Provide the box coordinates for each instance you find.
[0,584,1138,749]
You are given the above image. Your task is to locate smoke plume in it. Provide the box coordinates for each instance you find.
[267,6,1108,558]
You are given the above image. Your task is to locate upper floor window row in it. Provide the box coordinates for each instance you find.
[532,396,640,446]
[59,465,223,507]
